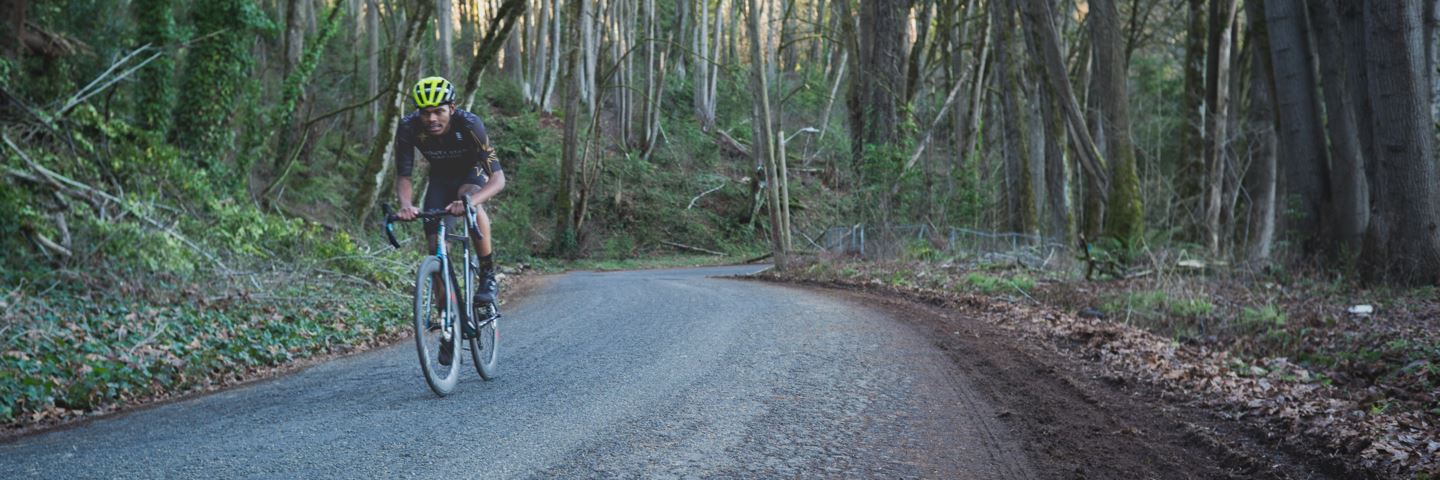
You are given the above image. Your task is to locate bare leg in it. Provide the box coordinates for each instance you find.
[457,184,493,258]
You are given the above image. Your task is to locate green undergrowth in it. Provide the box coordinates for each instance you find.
[1,281,406,426]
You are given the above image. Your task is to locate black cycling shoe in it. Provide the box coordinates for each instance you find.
[438,338,454,366]
[473,269,499,306]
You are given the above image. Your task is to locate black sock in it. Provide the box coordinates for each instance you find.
[478,254,494,272]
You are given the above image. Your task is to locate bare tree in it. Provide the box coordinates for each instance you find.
[747,0,788,270]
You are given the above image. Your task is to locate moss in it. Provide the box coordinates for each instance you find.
[1104,145,1146,251]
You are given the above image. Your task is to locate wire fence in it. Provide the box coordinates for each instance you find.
[807,224,1070,269]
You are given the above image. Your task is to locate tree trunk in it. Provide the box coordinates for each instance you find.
[541,0,562,112]
[553,0,584,256]
[1203,0,1237,255]
[694,0,714,130]
[1017,0,1109,203]
[133,0,177,135]
[353,0,433,222]
[1361,1,1440,285]
[529,0,551,106]
[993,0,1034,234]
[1264,0,1331,257]
[460,0,527,110]
[1179,0,1206,237]
[851,0,909,177]
[367,0,380,138]
[582,0,596,113]
[1308,0,1369,255]
[0,0,24,59]
[747,0,787,270]
[904,0,934,108]
[503,14,522,80]
[438,0,454,77]
[1089,0,1144,247]
[1244,0,1277,263]
[283,0,307,78]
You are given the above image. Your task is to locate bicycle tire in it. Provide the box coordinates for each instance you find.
[469,303,499,380]
[414,256,461,396]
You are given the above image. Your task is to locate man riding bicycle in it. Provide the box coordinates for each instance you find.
[393,77,506,365]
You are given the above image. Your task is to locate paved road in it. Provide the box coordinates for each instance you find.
[1,265,1035,479]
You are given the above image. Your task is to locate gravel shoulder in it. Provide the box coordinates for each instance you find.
[762,276,1352,479]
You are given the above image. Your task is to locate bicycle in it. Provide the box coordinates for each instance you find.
[383,203,500,396]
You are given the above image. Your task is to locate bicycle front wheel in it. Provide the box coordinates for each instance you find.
[414,256,461,396]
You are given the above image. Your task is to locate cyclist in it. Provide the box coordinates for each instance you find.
[393,76,506,366]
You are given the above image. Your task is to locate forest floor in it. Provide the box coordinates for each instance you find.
[757,258,1440,479]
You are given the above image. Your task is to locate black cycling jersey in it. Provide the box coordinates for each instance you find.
[394,108,504,179]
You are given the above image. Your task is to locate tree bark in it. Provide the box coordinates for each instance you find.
[0,0,24,59]
[694,0,715,130]
[992,0,1034,234]
[1203,0,1237,255]
[1017,0,1109,199]
[438,0,454,77]
[283,0,307,78]
[1264,0,1331,257]
[1244,0,1277,263]
[749,0,785,262]
[133,0,177,134]
[553,0,583,256]
[851,0,909,177]
[460,0,527,110]
[541,0,562,112]
[529,0,551,106]
[1308,0,1369,255]
[1361,1,1440,285]
[353,0,433,222]
[367,0,380,138]
[747,0,787,270]
[1179,0,1206,238]
[1090,0,1144,247]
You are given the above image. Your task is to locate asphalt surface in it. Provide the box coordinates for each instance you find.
[1,265,1036,479]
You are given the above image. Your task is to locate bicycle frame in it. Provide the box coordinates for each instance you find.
[383,202,502,392]
[383,203,496,328]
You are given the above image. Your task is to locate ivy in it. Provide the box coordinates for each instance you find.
[173,0,275,182]
[132,0,178,135]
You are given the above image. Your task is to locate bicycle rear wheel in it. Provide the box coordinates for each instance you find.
[469,303,499,380]
[414,257,461,396]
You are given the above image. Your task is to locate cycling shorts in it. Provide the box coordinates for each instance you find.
[422,166,489,236]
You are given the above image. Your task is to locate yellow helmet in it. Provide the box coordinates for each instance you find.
[412,76,456,108]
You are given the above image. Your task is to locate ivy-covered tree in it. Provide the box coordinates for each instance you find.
[132,0,176,134]
[173,0,271,175]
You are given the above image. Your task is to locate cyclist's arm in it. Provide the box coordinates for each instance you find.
[397,176,417,209]
[393,118,420,217]
[467,170,505,206]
